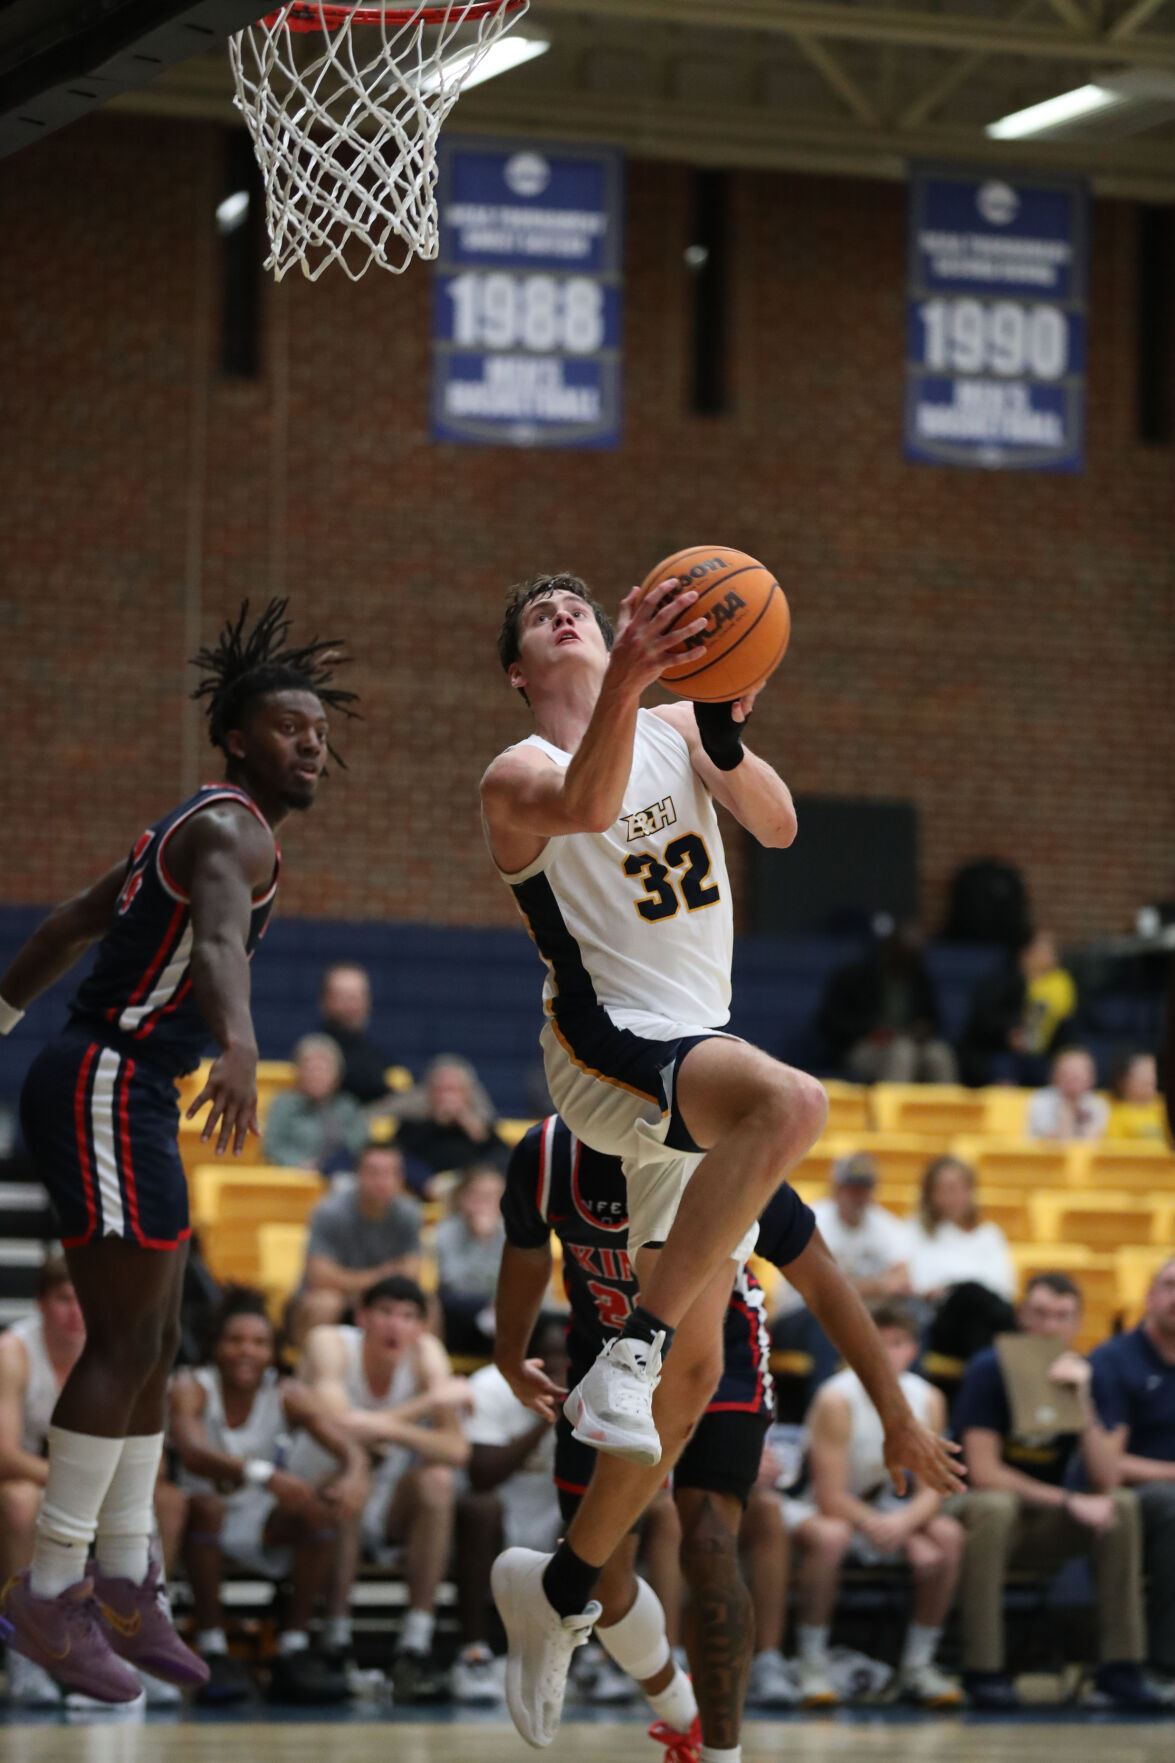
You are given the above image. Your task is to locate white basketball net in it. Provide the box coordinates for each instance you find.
[229,1,529,282]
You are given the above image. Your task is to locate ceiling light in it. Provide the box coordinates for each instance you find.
[417,30,549,97]
[216,190,251,233]
[987,68,1175,140]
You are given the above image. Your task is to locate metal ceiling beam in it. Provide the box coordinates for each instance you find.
[897,0,1040,129]
[1108,0,1172,36]
[535,0,1175,69]
[789,32,880,124]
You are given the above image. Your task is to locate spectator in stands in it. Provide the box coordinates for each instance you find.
[817,922,957,1084]
[906,1156,1015,1304]
[1106,1051,1167,1142]
[812,1154,912,1300]
[773,1153,911,1388]
[1027,1047,1109,1142]
[958,929,1077,1088]
[451,1313,567,1703]
[170,1287,368,1704]
[783,1300,963,1707]
[1089,1257,1175,1683]
[436,1164,507,1359]
[299,1275,470,1702]
[383,1055,509,1196]
[952,1271,1158,1710]
[290,1143,423,1344]
[262,1034,370,1175]
[318,963,395,1105]
[0,1259,187,1707]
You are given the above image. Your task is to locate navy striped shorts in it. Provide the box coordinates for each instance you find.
[20,1029,191,1251]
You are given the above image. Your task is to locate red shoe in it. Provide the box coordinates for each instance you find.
[91,1562,210,1688]
[0,1573,142,1704]
[648,1715,703,1762]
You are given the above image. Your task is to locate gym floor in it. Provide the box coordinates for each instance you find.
[0,1708,1172,1763]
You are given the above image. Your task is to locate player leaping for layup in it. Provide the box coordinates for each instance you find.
[481,573,963,1748]
[0,600,357,1703]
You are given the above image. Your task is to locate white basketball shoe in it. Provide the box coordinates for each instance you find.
[563,1333,665,1466]
[490,1548,600,1748]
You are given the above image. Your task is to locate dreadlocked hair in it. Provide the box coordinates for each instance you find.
[189,598,359,765]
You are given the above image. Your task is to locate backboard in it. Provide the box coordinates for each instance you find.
[0,0,265,158]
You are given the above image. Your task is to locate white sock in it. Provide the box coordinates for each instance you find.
[30,1427,125,1598]
[700,1748,742,1763]
[400,1608,434,1654]
[197,1629,227,1655]
[95,1433,164,1584]
[323,1616,352,1651]
[902,1622,941,1671]
[798,1623,830,1666]
[646,1665,698,1734]
[278,1630,310,1655]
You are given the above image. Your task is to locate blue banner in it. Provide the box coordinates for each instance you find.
[432,138,624,449]
[905,166,1088,472]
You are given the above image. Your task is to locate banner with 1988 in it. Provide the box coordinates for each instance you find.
[905,165,1088,472]
[432,138,624,448]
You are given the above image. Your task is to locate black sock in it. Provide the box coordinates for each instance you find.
[620,1304,675,1358]
[541,1543,601,1619]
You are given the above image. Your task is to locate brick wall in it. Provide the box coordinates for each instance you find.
[1,116,1172,939]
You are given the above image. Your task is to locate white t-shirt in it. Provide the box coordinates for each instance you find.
[464,1365,561,1552]
[907,1219,1016,1301]
[1027,1087,1109,1141]
[811,1197,912,1285]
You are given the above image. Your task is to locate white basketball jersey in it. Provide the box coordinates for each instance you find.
[823,1367,938,1500]
[9,1314,62,1456]
[338,1324,423,1488]
[500,709,732,1037]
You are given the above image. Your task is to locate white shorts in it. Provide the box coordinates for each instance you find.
[360,1446,415,1561]
[540,1017,757,1260]
[783,1485,912,1563]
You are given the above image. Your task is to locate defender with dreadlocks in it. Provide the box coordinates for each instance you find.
[0,600,356,1704]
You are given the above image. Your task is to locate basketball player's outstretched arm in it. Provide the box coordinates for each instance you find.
[173,804,277,1156]
[786,1232,965,1497]
[0,861,129,1014]
[492,1240,565,1421]
[481,582,707,859]
[653,697,797,849]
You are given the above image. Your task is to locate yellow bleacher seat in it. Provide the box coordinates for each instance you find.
[874,1182,919,1217]
[190,1165,321,1230]
[497,1118,535,1148]
[199,1220,265,1284]
[821,1081,870,1135]
[832,1133,941,1188]
[1115,1246,1174,1320]
[1084,1143,1175,1193]
[256,1221,309,1307]
[790,1136,849,1197]
[1029,1191,1173,1253]
[981,1087,1031,1137]
[384,1065,413,1093]
[870,1084,989,1139]
[974,1186,1033,1243]
[178,1118,265,1176]
[953,1137,1081,1192]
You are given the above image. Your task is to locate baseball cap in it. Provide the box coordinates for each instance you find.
[833,1152,878,1188]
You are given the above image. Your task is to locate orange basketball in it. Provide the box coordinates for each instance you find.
[638,545,790,703]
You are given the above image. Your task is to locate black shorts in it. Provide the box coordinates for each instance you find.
[554,1400,770,1519]
[675,1408,772,1506]
[20,1029,190,1250]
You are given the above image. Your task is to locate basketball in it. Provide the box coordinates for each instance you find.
[638,545,790,703]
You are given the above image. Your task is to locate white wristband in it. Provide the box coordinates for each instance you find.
[0,996,24,1036]
[243,1458,277,1488]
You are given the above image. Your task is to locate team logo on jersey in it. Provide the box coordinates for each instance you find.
[623,796,676,842]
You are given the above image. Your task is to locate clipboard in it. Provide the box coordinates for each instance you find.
[994,1332,1087,1437]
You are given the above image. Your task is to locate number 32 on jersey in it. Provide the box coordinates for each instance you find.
[623,831,720,923]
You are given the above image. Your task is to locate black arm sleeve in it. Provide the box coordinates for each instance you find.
[755,1181,817,1270]
[500,1125,554,1251]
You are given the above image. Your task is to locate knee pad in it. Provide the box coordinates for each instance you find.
[596,1576,670,1682]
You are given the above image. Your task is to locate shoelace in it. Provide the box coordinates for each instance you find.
[537,1610,595,1703]
[602,1337,663,1418]
[648,1717,701,1762]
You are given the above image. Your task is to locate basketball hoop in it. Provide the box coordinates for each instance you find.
[229,1,531,282]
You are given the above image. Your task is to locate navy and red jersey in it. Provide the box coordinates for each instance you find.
[502,1116,818,1418]
[70,785,280,1079]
